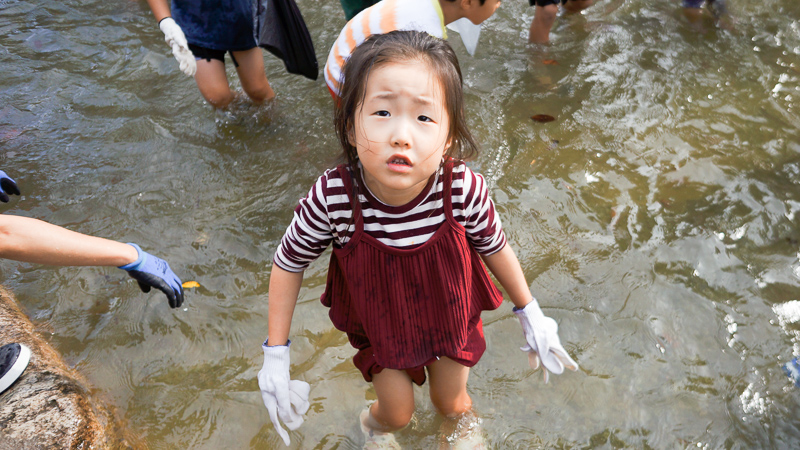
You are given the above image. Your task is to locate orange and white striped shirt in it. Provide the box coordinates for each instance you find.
[324,0,448,97]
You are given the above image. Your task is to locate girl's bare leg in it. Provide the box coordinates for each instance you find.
[367,368,415,432]
[232,47,275,103]
[427,357,472,417]
[194,58,235,109]
[428,358,487,449]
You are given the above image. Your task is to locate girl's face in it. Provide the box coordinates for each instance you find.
[352,60,450,206]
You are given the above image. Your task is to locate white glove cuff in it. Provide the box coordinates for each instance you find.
[262,340,291,372]
[158,17,177,34]
[514,298,545,326]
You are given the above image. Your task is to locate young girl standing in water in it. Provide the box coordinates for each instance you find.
[258,30,579,448]
[145,0,275,109]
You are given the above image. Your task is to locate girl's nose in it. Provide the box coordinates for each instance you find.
[391,121,411,148]
[392,137,410,147]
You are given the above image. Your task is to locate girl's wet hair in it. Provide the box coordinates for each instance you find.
[334,30,479,171]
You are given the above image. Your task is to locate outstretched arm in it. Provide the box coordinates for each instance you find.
[0,215,185,307]
[0,215,138,266]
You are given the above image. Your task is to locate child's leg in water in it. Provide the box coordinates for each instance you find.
[683,7,704,24]
[681,0,706,31]
[563,0,593,14]
[232,48,275,104]
[528,4,559,44]
[427,357,472,416]
[428,357,487,448]
[366,368,415,432]
[194,58,236,109]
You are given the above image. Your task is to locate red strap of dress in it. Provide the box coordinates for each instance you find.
[335,164,364,247]
[441,159,456,226]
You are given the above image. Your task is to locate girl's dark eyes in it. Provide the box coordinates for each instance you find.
[371,111,433,122]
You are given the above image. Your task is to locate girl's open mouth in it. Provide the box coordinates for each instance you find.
[390,158,410,166]
[387,154,412,171]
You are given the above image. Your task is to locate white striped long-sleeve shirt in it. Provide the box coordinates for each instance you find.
[274,163,507,273]
[324,0,447,97]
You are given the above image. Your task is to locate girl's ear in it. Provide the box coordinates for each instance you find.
[347,126,356,147]
[445,136,456,157]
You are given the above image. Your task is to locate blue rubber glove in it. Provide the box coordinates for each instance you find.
[0,170,20,203]
[118,243,184,308]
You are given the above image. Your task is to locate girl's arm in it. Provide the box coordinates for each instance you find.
[259,264,310,446]
[482,243,580,380]
[267,171,338,343]
[480,244,533,309]
[145,0,172,22]
[145,0,196,77]
[259,172,336,442]
[266,264,304,346]
[0,215,138,266]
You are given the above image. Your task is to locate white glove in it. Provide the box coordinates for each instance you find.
[258,341,311,446]
[514,299,579,383]
[158,17,197,77]
[446,17,481,56]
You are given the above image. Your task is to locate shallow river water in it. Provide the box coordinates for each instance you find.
[2,0,800,448]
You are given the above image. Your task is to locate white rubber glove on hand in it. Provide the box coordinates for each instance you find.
[158,17,196,77]
[515,299,579,383]
[258,341,311,446]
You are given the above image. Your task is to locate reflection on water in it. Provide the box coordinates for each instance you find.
[1,0,800,447]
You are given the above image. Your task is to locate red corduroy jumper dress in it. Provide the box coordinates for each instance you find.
[320,161,504,385]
